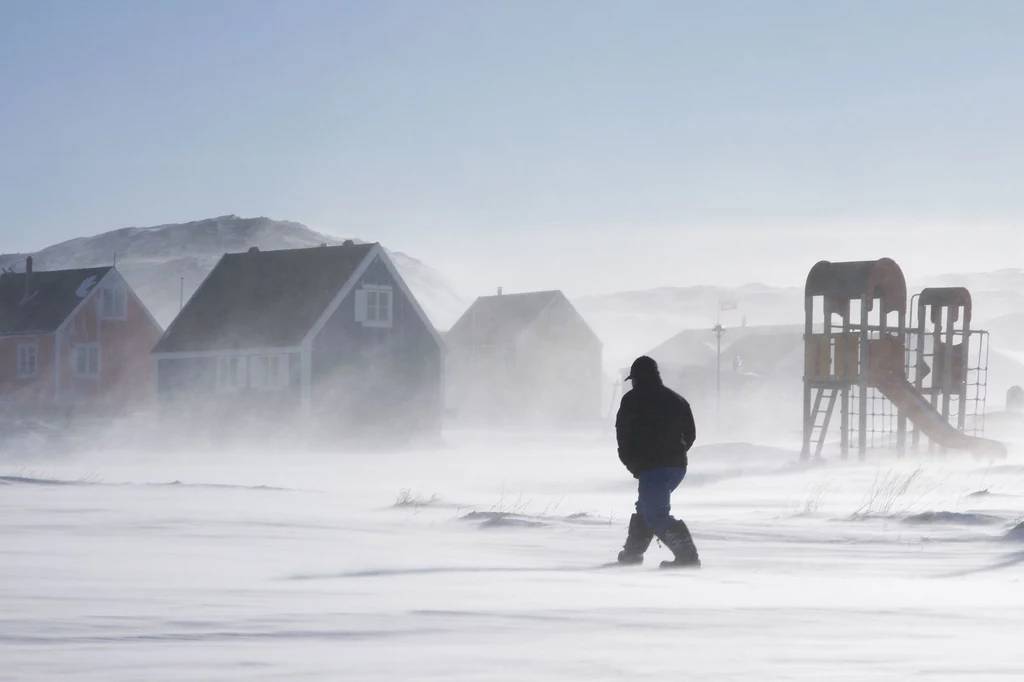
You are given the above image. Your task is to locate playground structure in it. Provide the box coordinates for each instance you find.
[802,258,1005,460]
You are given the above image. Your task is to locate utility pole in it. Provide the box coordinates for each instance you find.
[712,323,725,429]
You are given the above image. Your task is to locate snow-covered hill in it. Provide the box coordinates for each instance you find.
[0,216,468,329]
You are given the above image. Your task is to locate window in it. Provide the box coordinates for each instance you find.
[356,286,393,328]
[217,354,289,392]
[367,289,392,325]
[18,344,38,379]
[100,285,127,320]
[74,344,101,378]
[248,354,289,391]
[217,356,247,392]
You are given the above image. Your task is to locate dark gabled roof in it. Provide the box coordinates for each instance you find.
[153,243,375,353]
[648,324,805,368]
[717,330,805,376]
[0,267,112,335]
[445,290,563,347]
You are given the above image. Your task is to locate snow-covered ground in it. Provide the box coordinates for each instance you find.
[3,432,1024,681]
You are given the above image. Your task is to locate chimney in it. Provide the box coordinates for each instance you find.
[24,256,33,300]
[342,239,355,248]
[497,287,503,296]
[248,246,259,253]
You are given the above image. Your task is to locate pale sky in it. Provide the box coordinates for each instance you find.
[2,0,1024,297]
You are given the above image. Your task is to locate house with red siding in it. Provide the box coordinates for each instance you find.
[0,257,163,420]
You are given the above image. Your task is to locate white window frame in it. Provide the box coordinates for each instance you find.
[17,343,38,379]
[356,285,393,328]
[100,284,128,321]
[247,354,290,391]
[73,343,101,379]
[216,356,248,392]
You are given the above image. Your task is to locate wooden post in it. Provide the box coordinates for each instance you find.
[801,294,814,460]
[858,294,869,460]
[896,306,908,456]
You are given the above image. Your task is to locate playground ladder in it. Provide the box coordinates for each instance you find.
[807,386,839,459]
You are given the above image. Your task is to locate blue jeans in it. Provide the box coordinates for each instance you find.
[636,466,687,535]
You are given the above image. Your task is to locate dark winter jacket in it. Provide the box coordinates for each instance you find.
[615,378,696,476]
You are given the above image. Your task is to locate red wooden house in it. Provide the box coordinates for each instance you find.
[0,258,163,419]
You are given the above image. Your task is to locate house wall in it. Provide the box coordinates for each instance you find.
[155,352,302,430]
[444,341,516,423]
[0,334,56,408]
[156,355,217,401]
[56,275,163,416]
[516,296,603,423]
[311,255,443,437]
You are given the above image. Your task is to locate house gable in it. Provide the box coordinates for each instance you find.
[302,244,444,351]
[445,290,562,350]
[518,292,602,352]
[56,268,164,411]
[304,247,444,425]
[57,268,162,336]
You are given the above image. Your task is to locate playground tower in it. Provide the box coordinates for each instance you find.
[909,288,989,451]
[802,259,908,460]
[802,259,1001,461]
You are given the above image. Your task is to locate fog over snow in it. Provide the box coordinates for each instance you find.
[5,1,1024,680]
[3,432,1024,681]
[3,218,1024,681]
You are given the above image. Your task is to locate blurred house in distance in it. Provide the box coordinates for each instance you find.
[445,290,603,428]
[634,324,806,442]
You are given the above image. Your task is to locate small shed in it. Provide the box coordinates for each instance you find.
[445,290,603,427]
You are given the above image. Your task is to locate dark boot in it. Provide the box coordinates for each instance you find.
[658,518,701,569]
[617,513,654,564]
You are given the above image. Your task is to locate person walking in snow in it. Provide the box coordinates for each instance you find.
[615,356,700,568]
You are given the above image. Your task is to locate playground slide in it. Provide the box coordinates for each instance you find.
[874,378,1007,459]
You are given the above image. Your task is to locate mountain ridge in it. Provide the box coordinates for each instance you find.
[0,216,467,330]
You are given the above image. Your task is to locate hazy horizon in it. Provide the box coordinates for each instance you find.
[4,1,1024,296]
[8,216,1024,300]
